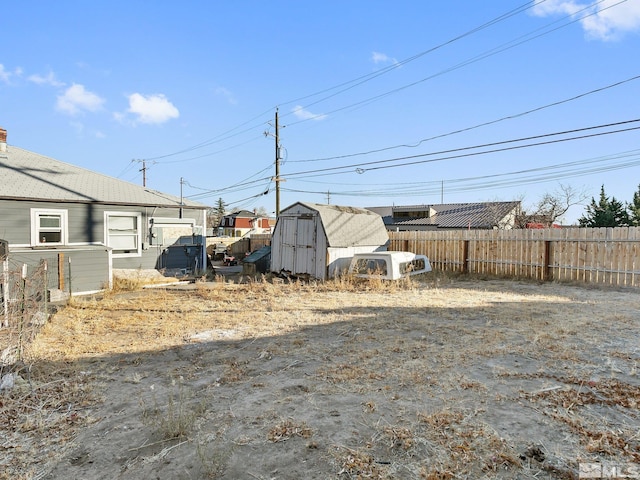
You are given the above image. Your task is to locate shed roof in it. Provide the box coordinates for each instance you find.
[281,202,389,247]
[0,145,206,208]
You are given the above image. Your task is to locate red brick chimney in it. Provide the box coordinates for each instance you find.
[0,127,6,153]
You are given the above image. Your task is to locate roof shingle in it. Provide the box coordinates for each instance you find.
[0,146,206,208]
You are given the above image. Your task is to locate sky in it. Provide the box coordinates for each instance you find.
[2,0,640,224]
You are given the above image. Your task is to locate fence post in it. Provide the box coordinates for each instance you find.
[43,260,48,314]
[18,264,27,361]
[462,240,470,273]
[58,253,65,291]
[544,241,552,281]
[2,260,8,328]
[68,257,72,297]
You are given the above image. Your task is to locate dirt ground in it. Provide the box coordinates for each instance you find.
[1,274,639,479]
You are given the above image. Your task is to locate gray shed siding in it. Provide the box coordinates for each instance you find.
[270,202,388,280]
[271,210,327,279]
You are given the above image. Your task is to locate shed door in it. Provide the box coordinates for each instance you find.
[294,217,316,274]
[280,216,316,274]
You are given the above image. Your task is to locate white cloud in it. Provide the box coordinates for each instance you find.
[56,84,105,115]
[70,121,85,135]
[531,0,640,40]
[292,105,327,121]
[215,86,237,105]
[0,65,9,83]
[372,51,398,65]
[0,64,22,84]
[126,93,179,124]
[28,71,65,87]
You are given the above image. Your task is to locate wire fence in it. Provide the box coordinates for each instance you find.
[1,259,50,366]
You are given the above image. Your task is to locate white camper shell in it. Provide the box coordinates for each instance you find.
[348,251,432,280]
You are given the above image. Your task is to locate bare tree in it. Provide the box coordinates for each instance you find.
[481,195,524,230]
[254,206,269,217]
[516,184,589,227]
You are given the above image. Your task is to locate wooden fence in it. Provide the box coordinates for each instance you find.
[388,227,640,288]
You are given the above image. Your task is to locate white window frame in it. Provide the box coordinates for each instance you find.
[30,208,68,246]
[104,211,142,258]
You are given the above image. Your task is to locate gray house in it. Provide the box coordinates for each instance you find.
[270,202,389,280]
[0,127,208,296]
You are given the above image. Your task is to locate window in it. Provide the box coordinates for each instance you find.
[400,258,429,276]
[105,212,141,257]
[352,258,388,275]
[31,209,68,246]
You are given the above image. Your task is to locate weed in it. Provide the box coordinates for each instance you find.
[383,425,415,450]
[196,438,231,479]
[141,381,206,440]
[267,418,312,442]
[332,446,387,479]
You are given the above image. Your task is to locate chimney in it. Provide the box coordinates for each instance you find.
[0,127,6,153]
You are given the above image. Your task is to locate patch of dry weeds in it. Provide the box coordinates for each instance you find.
[1,275,639,479]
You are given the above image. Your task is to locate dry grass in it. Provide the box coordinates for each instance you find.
[140,379,207,440]
[267,418,313,443]
[1,273,639,479]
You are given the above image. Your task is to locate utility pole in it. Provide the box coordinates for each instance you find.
[266,108,285,216]
[326,191,330,204]
[275,109,281,217]
[140,160,147,187]
[180,177,184,218]
[133,159,147,187]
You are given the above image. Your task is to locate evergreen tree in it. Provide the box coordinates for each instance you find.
[578,185,630,227]
[628,184,640,227]
[215,197,227,216]
[207,198,227,232]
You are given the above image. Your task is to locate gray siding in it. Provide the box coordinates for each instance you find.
[271,211,327,279]
[1,199,205,263]
[8,246,111,295]
[0,199,30,244]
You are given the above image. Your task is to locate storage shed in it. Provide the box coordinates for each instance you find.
[270,202,389,280]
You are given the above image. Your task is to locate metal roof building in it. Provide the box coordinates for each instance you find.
[367,202,521,231]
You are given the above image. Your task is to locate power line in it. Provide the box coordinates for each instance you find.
[139,1,630,208]
[143,107,275,161]
[282,118,640,178]
[288,73,640,164]
[281,149,640,199]
[283,0,615,129]
[276,0,550,120]
[134,1,556,165]
[190,119,640,204]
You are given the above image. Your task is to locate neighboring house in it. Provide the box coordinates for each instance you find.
[367,202,521,231]
[0,127,208,296]
[270,202,389,280]
[219,210,275,237]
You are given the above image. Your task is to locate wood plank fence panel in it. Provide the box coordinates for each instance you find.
[387,227,640,288]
